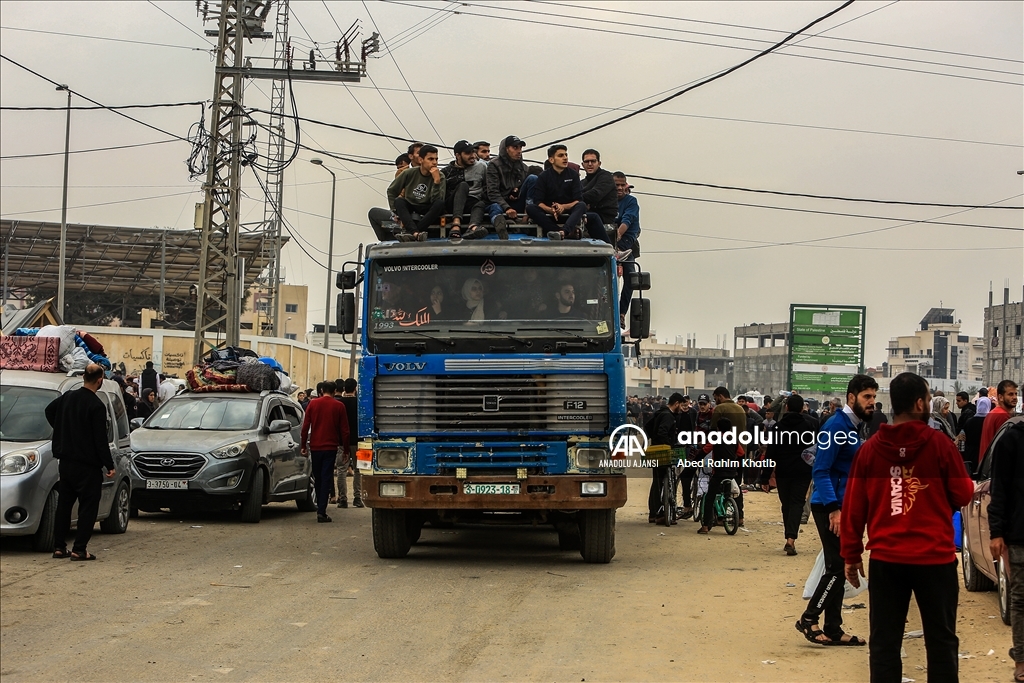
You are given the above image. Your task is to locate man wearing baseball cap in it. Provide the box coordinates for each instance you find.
[484,135,536,239]
[442,140,488,239]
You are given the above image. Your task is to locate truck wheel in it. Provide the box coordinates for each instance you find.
[555,519,581,551]
[31,489,59,553]
[406,512,424,545]
[100,480,130,534]
[373,509,411,558]
[962,525,994,591]
[579,509,615,564]
[240,468,264,523]
[295,474,317,512]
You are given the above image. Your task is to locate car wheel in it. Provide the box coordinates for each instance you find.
[240,467,264,523]
[999,557,1011,625]
[100,480,130,534]
[962,525,995,591]
[295,474,317,512]
[30,489,59,553]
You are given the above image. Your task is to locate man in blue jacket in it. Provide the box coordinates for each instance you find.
[613,172,641,329]
[796,373,877,647]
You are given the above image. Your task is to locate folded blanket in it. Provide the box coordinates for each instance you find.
[0,336,61,372]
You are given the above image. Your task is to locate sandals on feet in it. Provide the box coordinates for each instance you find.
[795,618,832,645]
[52,548,71,559]
[825,633,866,646]
[70,551,96,561]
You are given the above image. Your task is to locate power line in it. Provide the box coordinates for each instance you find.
[145,0,216,46]
[0,25,209,52]
[362,0,447,145]
[627,174,1023,210]
[0,101,205,111]
[530,1,1023,65]
[384,1,1022,87]
[0,139,180,160]
[632,190,1024,232]
[0,189,200,217]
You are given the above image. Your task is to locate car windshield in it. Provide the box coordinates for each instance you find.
[0,385,59,442]
[367,255,615,343]
[145,395,259,431]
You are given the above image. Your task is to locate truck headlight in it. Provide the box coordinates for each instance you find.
[581,481,606,496]
[376,447,410,469]
[210,440,249,459]
[575,447,607,469]
[379,482,406,497]
[0,450,39,475]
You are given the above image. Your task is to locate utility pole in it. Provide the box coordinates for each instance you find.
[56,85,71,320]
[193,0,377,363]
[263,0,289,338]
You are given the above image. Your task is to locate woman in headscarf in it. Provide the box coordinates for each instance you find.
[461,278,487,322]
[135,388,156,420]
[928,396,956,440]
[962,397,991,477]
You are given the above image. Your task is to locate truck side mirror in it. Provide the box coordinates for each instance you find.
[629,298,651,340]
[627,271,651,291]
[336,271,357,290]
[337,292,355,335]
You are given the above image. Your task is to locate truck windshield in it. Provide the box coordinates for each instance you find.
[145,396,259,431]
[0,386,59,442]
[367,255,614,345]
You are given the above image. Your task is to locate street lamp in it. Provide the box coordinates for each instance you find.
[56,84,71,319]
[310,158,336,350]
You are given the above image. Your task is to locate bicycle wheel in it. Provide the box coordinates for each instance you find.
[692,494,704,524]
[722,497,739,535]
[661,471,672,527]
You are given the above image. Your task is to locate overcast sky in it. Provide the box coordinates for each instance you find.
[1,0,1021,367]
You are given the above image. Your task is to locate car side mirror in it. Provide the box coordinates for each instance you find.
[629,298,651,340]
[337,292,355,335]
[266,419,292,434]
[129,418,144,432]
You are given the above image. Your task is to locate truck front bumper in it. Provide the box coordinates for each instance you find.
[362,474,626,510]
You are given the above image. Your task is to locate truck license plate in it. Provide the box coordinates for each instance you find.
[146,479,188,490]
[463,483,520,495]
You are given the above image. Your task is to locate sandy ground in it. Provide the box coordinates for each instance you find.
[0,477,1012,683]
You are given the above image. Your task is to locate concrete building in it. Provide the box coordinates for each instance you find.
[241,283,308,341]
[884,307,985,393]
[733,322,789,396]
[623,336,731,396]
[984,286,1024,388]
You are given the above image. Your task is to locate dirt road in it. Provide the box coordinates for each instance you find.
[0,479,1011,682]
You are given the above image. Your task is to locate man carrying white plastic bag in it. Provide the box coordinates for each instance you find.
[842,373,974,683]
[803,549,867,600]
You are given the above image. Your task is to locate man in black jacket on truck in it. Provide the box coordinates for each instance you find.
[986,416,1024,683]
[45,363,116,561]
[647,393,686,524]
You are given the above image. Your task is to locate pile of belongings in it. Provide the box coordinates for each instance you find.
[1,326,112,373]
[186,346,292,394]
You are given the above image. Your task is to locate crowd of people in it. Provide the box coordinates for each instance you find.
[106,360,183,422]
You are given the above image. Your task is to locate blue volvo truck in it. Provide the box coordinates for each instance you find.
[336,237,650,563]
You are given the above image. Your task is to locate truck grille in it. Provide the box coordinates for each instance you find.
[375,374,608,433]
[133,453,206,479]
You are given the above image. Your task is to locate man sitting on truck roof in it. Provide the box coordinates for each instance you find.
[367,154,413,242]
[581,148,619,243]
[388,144,446,242]
[442,140,488,240]
[485,135,535,240]
[526,145,588,241]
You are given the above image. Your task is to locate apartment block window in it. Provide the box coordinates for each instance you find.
[285,333,297,341]
[285,303,298,313]
[1016,324,1021,336]
[255,301,270,313]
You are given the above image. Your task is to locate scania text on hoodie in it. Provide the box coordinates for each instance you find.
[841,420,974,566]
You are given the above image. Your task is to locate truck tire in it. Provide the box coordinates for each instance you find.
[579,509,615,564]
[31,489,59,552]
[373,509,411,558]
[962,525,994,591]
[240,467,264,523]
[100,480,130,534]
[295,474,317,512]
[555,518,581,551]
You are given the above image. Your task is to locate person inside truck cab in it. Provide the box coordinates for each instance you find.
[460,278,489,322]
[554,283,582,319]
[503,267,549,320]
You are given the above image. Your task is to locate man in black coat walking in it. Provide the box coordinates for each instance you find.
[764,394,817,556]
[140,360,158,395]
[44,363,116,560]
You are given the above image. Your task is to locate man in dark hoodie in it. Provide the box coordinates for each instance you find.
[765,394,816,556]
[647,393,686,524]
[485,135,534,239]
[798,374,877,647]
[580,148,619,243]
[843,372,973,683]
[987,415,1024,683]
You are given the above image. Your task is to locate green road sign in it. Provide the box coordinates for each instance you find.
[787,304,866,395]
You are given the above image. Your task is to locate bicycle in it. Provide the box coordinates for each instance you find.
[649,446,682,527]
[694,477,740,535]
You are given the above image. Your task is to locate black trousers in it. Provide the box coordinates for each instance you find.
[648,466,669,517]
[394,198,445,234]
[525,202,588,237]
[445,182,487,228]
[53,460,103,553]
[868,559,959,683]
[310,451,336,516]
[678,466,696,508]
[776,472,812,541]
[802,505,846,637]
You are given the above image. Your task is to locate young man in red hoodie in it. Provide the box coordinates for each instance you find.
[842,372,974,683]
[300,381,349,523]
[979,379,1018,465]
